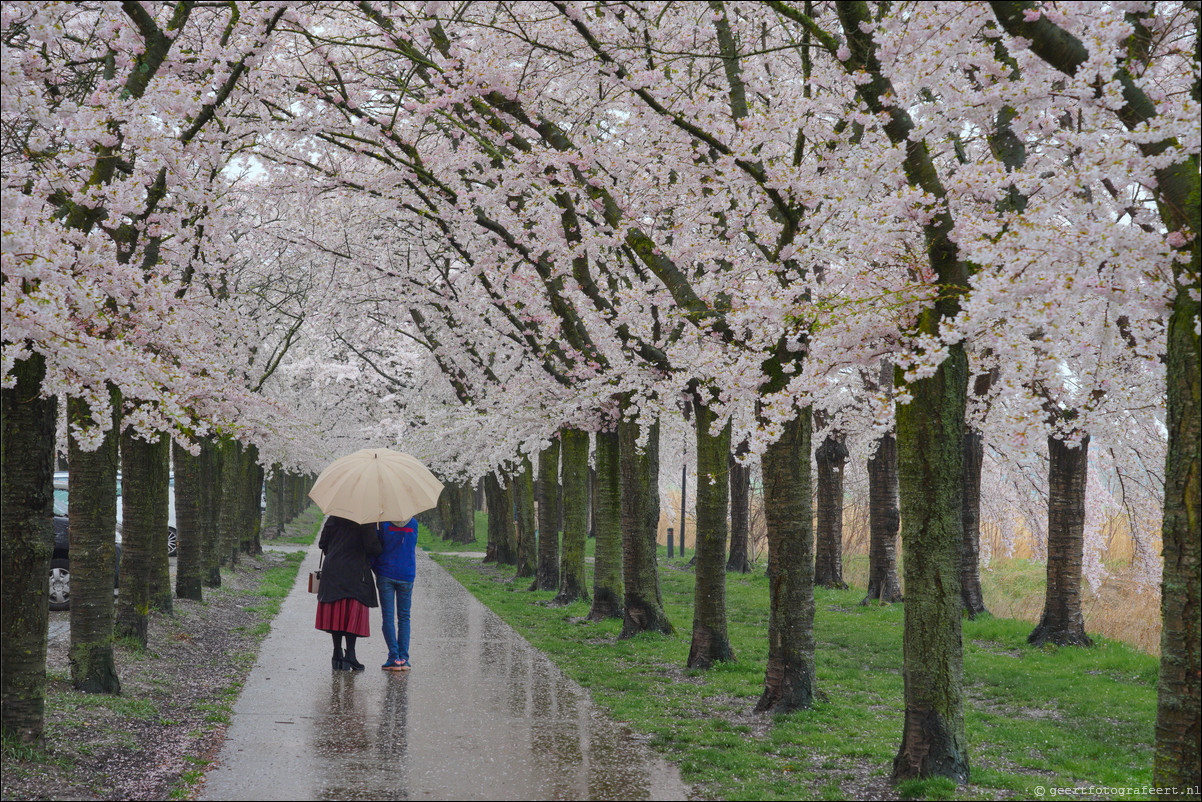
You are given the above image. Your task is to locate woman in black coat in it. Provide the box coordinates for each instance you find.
[314,515,382,670]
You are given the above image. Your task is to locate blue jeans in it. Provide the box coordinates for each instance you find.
[377,576,413,663]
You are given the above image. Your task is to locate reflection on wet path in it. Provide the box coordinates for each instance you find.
[200,549,687,801]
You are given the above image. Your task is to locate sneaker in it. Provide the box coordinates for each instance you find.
[396,659,411,671]
[382,658,404,671]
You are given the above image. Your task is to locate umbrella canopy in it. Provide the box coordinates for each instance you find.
[308,449,444,524]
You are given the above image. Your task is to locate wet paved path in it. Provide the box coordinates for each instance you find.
[199,547,689,801]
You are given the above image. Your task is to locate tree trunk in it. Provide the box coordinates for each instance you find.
[619,415,673,637]
[200,438,221,588]
[117,431,155,647]
[453,482,475,543]
[863,434,903,605]
[483,472,516,564]
[555,428,590,605]
[892,347,969,784]
[688,400,735,668]
[514,455,537,579]
[432,485,452,539]
[589,428,623,620]
[147,435,172,613]
[1029,434,1093,647]
[815,434,849,590]
[218,439,243,569]
[173,442,203,601]
[727,445,751,573]
[67,391,121,694]
[536,440,560,590]
[961,431,988,618]
[1156,277,1201,794]
[755,408,816,713]
[1,353,56,741]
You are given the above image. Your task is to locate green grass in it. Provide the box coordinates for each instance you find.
[416,512,489,553]
[426,523,1160,802]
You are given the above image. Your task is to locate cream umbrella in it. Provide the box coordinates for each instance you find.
[308,449,444,524]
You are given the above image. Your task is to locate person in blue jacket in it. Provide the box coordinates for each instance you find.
[373,517,418,671]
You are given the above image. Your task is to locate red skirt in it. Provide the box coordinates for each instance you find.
[315,598,370,637]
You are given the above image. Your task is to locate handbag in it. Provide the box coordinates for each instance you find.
[308,553,324,594]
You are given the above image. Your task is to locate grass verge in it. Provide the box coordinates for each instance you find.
[421,524,1158,801]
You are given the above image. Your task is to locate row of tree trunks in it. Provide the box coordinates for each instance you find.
[814,433,849,590]
[67,390,122,695]
[588,428,624,620]
[688,400,735,668]
[535,440,560,591]
[1,353,57,742]
[555,428,590,605]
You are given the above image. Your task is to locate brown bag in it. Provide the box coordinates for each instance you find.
[308,553,323,594]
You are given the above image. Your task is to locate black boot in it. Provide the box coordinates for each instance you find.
[343,635,365,671]
[331,633,347,670]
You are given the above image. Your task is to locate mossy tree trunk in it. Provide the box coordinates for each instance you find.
[555,428,590,605]
[755,408,815,713]
[589,429,624,620]
[173,442,203,601]
[67,390,121,694]
[618,414,673,637]
[536,440,560,590]
[117,430,161,647]
[892,346,970,783]
[514,455,537,579]
[1,352,57,741]
[727,442,752,573]
[218,438,243,569]
[1156,276,1201,795]
[863,434,903,605]
[688,399,735,668]
[961,431,988,618]
[1029,434,1093,647]
[815,434,849,590]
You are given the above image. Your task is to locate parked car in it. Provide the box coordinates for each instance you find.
[49,470,176,611]
[54,471,177,557]
[49,493,122,612]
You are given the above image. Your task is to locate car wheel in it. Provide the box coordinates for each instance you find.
[167,526,178,558]
[49,558,70,611]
